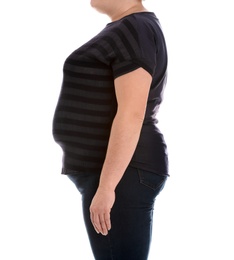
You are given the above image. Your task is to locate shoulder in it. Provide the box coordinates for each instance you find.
[120,12,159,31]
[107,12,160,43]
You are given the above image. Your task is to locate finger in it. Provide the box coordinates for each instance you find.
[94,213,107,235]
[91,211,110,236]
[93,223,100,234]
[104,212,111,231]
[99,214,108,236]
[90,211,100,234]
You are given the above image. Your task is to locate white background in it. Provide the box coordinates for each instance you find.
[1,0,234,259]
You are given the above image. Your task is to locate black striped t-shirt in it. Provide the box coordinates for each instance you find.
[53,12,169,176]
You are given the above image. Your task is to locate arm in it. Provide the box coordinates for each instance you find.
[89,67,152,235]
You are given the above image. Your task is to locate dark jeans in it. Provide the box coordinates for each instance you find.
[67,166,167,260]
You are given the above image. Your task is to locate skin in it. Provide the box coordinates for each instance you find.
[90,0,147,21]
[89,0,152,236]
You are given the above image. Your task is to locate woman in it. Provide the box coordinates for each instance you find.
[53,0,169,259]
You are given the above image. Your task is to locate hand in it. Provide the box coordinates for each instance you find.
[89,187,115,236]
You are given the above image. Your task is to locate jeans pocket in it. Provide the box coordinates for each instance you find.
[137,169,167,193]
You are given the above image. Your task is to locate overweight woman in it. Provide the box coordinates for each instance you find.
[53,0,169,259]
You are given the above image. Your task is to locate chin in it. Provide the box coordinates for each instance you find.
[90,0,98,8]
[90,1,106,14]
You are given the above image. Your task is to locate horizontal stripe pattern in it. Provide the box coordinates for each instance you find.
[53,12,168,174]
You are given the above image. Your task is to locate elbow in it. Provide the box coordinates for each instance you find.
[132,111,145,124]
[116,109,145,125]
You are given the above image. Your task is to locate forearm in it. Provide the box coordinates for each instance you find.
[89,68,151,235]
[99,112,143,191]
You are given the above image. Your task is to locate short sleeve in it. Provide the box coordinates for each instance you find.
[109,16,157,79]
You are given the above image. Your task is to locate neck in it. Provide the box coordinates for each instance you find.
[110,3,147,22]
